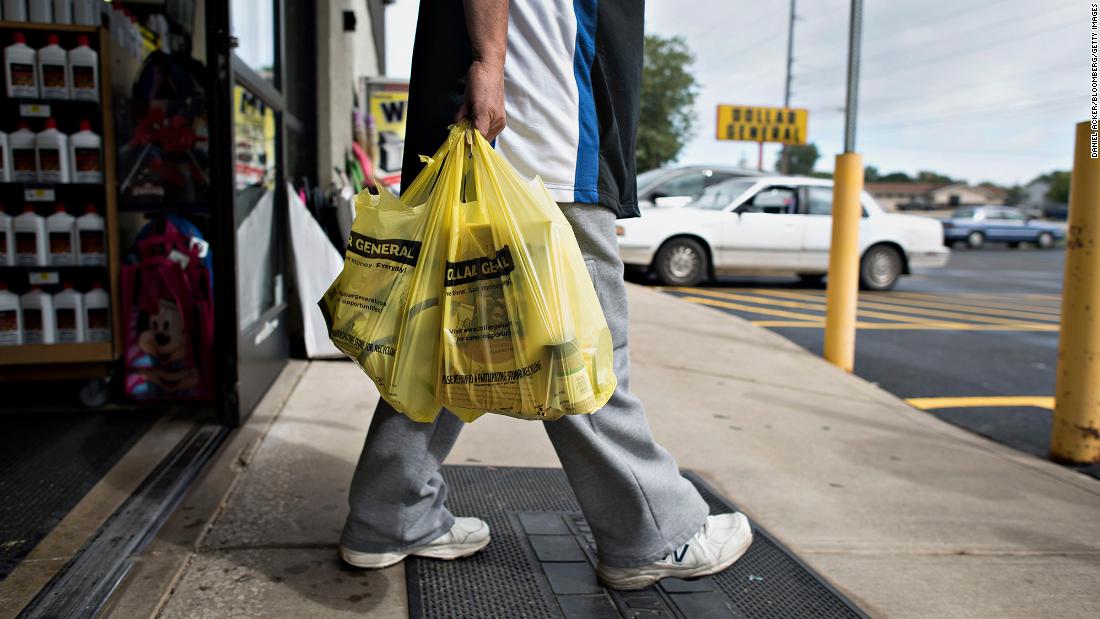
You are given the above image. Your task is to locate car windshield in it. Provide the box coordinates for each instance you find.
[688,178,758,210]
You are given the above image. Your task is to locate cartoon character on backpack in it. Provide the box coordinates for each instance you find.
[122,216,214,401]
[129,294,201,397]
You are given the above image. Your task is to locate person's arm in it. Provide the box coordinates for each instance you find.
[456,0,509,140]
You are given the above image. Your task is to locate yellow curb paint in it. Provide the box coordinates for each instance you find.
[905,396,1055,411]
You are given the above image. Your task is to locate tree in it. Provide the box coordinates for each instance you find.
[778,143,819,175]
[916,170,954,184]
[1047,171,1070,203]
[1004,184,1025,205]
[864,166,880,182]
[636,35,699,171]
[878,171,912,182]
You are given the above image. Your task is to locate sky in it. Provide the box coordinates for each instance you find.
[384,0,1083,186]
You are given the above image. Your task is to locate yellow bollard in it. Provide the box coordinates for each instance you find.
[1051,121,1100,464]
[824,153,864,372]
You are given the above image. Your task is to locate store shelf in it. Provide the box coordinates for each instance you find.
[0,21,97,33]
[0,342,113,365]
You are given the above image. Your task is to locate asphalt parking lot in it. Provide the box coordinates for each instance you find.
[645,244,1100,479]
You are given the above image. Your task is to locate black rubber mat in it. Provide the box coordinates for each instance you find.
[0,408,163,581]
[407,466,867,619]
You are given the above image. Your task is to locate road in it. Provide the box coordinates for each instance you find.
[645,245,1100,479]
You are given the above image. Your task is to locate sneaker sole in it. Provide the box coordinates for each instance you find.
[339,535,491,569]
[598,527,754,591]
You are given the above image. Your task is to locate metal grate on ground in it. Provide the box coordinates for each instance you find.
[406,466,867,619]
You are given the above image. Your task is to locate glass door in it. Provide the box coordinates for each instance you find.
[207,0,290,424]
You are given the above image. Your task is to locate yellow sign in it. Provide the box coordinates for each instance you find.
[716,105,808,145]
[233,86,277,190]
[367,84,410,186]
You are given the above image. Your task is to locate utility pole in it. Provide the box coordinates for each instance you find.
[823,0,863,372]
[780,0,797,174]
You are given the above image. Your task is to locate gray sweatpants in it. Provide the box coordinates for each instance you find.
[340,203,710,568]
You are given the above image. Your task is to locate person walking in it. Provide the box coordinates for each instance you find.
[339,0,753,590]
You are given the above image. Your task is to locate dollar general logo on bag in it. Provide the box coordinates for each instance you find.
[445,246,516,287]
[346,231,422,266]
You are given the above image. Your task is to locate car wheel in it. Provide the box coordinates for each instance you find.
[1036,232,1054,249]
[798,273,826,287]
[860,245,903,291]
[654,237,708,286]
[966,231,985,249]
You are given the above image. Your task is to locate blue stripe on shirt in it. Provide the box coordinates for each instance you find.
[573,0,599,204]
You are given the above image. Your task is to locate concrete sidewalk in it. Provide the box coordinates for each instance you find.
[103,284,1100,618]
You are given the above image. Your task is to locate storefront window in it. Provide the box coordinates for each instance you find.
[231,0,276,84]
[233,86,282,330]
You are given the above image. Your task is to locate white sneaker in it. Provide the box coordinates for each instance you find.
[597,512,753,590]
[339,517,491,569]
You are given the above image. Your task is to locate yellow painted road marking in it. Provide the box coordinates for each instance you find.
[754,288,1061,323]
[677,296,826,322]
[676,287,1031,329]
[740,288,1051,326]
[676,288,968,327]
[905,396,1055,411]
[886,291,1062,316]
[677,295,1058,331]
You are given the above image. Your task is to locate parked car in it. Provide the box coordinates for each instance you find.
[637,165,762,209]
[617,176,950,290]
[941,205,1064,249]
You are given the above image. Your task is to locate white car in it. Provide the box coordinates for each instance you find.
[617,176,950,290]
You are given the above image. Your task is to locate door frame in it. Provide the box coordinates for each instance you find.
[206,0,292,426]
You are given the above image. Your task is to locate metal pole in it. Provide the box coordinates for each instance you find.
[781,0,796,174]
[1050,121,1100,464]
[843,0,862,153]
[758,141,763,171]
[823,0,863,371]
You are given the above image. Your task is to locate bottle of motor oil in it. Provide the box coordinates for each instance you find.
[45,202,75,265]
[67,34,97,101]
[73,0,97,26]
[36,117,70,183]
[83,280,109,342]
[0,205,12,266]
[0,130,11,181]
[75,203,104,266]
[28,0,51,23]
[13,203,46,266]
[3,0,28,22]
[52,0,72,24]
[10,121,37,182]
[69,120,101,182]
[0,281,21,345]
[37,33,69,99]
[20,285,54,343]
[5,32,38,98]
[53,280,84,342]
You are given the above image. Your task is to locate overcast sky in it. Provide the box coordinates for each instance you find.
[385,0,1083,186]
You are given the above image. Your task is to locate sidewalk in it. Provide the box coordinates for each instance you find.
[103,284,1100,618]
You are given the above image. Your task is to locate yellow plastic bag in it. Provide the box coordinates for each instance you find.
[321,124,616,422]
[318,129,461,420]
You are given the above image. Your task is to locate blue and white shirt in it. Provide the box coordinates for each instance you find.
[400,0,645,218]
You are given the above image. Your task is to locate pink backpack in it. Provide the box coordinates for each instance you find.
[121,218,214,400]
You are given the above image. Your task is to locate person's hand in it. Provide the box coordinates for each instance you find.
[456,59,506,141]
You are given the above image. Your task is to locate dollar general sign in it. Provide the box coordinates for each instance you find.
[716,105,808,145]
